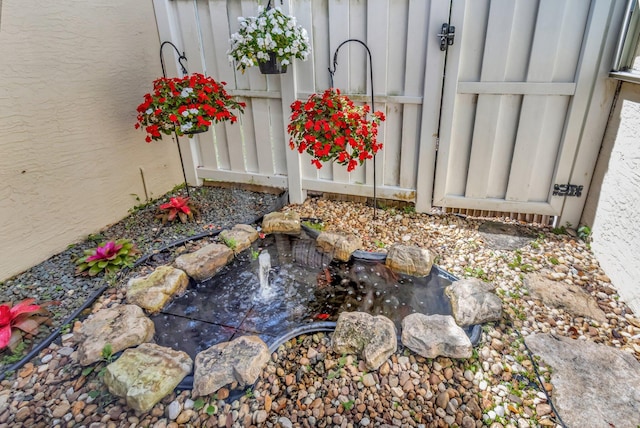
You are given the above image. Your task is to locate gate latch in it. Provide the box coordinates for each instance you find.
[553,183,583,197]
[438,23,455,51]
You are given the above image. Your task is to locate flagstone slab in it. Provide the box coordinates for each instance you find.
[525,333,640,428]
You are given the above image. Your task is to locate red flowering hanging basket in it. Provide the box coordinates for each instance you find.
[135,73,245,142]
[287,88,385,172]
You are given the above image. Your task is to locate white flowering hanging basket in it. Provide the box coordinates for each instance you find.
[228,5,310,74]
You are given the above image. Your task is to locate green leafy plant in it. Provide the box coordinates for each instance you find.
[342,399,355,411]
[0,298,56,351]
[193,398,206,411]
[250,249,260,260]
[577,225,592,242]
[373,239,385,249]
[205,405,217,416]
[221,236,237,250]
[548,256,559,265]
[75,239,139,277]
[288,88,385,172]
[228,6,310,72]
[507,251,534,272]
[135,73,245,141]
[156,196,199,224]
[302,220,325,231]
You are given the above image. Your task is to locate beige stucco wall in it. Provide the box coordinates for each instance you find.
[583,82,640,315]
[0,1,184,281]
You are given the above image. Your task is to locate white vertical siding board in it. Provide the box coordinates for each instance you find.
[312,0,331,92]
[551,0,590,82]
[384,103,403,187]
[465,0,517,198]
[505,0,570,202]
[227,0,250,90]
[386,0,408,96]
[399,104,420,189]
[252,99,274,175]
[154,0,183,79]
[434,0,476,203]
[328,0,351,184]
[270,99,288,176]
[529,97,570,201]
[293,0,315,94]
[505,0,539,81]
[280,0,306,203]
[415,0,449,212]
[561,0,625,225]
[553,0,618,217]
[486,95,521,199]
[348,0,367,94]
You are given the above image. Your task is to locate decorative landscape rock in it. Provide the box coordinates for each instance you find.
[126,265,188,313]
[219,224,259,254]
[174,243,233,282]
[478,221,535,250]
[192,335,270,398]
[524,272,607,323]
[316,231,362,262]
[75,305,155,366]
[103,343,192,412]
[445,278,502,326]
[525,333,640,428]
[261,211,301,234]
[401,313,472,359]
[385,244,434,276]
[332,312,397,370]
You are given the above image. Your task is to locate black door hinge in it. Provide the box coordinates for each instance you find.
[553,183,583,197]
[438,23,455,51]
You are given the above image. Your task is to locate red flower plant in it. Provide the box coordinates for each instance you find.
[0,299,53,351]
[135,73,246,142]
[287,88,385,172]
[157,196,198,224]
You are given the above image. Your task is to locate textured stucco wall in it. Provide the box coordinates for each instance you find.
[0,1,184,280]
[583,82,640,314]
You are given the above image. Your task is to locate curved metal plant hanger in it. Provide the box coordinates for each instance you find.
[328,39,379,217]
[159,41,191,198]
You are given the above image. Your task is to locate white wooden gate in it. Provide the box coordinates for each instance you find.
[153,0,625,225]
[434,0,625,224]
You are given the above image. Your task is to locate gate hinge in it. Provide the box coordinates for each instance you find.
[435,137,440,150]
[553,183,583,197]
[437,23,455,51]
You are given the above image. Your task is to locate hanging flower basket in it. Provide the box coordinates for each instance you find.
[258,52,288,74]
[135,73,245,142]
[228,6,310,74]
[287,88,385,172]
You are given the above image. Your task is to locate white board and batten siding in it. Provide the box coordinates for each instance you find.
[153,0,625,226]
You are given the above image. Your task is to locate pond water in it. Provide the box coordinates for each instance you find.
[151,231,478,361]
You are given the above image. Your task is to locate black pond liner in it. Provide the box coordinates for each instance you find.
[152,225,481,392]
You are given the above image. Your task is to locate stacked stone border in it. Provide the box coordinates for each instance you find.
[73,211,502,412]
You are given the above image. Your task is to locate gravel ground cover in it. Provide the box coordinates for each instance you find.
[1,194,640,427]
[0,186,286,372]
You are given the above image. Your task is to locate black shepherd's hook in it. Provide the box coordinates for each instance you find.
[328,39,378,216]
[160,41,188,78]
[159,41,191,197]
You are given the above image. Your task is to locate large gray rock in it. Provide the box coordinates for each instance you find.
[104,343,192,412]
[445,278,502,327]
[332,312,397,370]
[261,211,300,234]
[401,313,472,359]
[192,335,270,398]
[126,265,188,313]
[478,221,535,250]
[219,224,259,254]
[316,232,362,262]
[75,305,155,366]
[525,333,640,428]
[524,273,606,323]
[174,243,233,282]
[385,244,434,277]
